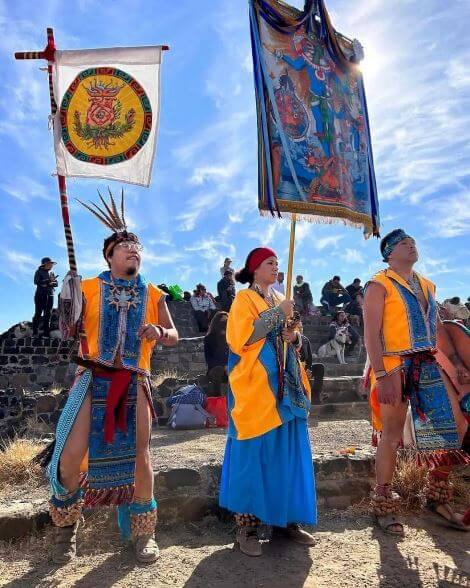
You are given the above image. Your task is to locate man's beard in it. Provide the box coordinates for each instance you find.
[125,267,138,277]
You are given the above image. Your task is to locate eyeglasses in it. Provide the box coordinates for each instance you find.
[115,241,144,252]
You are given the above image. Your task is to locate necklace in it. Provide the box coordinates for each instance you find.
[107,276,141,311]
[252,283,276,308]
[406,273,422,298]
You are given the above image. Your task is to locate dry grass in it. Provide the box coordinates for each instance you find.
[393,452,470,511]
[49,385,64,396]
[23,415,54,439]
[0,438,43,491]
[151,368,186,388]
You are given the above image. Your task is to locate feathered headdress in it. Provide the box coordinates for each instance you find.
[77,187,127,233]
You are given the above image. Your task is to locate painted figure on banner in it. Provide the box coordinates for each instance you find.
[250,0,379,234]
[266,26,366,209]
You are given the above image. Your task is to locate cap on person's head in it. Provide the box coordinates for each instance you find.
[224,257,232,264]
[333,275,340,281]
[353,278,361,284]
[450,296,460,305]
[380,228,412,262]
[41,257,56,266]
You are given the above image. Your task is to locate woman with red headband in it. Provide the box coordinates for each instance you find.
[219,247,317,557]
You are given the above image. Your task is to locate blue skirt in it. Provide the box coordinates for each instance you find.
[219,418,317,527]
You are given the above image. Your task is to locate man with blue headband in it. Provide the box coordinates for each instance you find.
[363,229,469,535]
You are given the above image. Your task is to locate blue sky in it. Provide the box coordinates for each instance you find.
[0,0,469,333]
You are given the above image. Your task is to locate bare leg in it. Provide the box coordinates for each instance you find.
[59,393,91,492]
[439,368,468,444]
[134,384,153,500]
[375,371,408,486]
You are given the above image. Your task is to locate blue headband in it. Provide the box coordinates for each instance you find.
[381,229,411,261]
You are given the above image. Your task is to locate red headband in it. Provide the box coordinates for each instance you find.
[247,247,277,274]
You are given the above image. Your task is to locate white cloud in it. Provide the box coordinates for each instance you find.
[0,176,55,202]
[314,235,344,251]
[424,192,470,238]
[342,248,365,264]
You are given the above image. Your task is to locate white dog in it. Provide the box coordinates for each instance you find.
[317,326,350,364]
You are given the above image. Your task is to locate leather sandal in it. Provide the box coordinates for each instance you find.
[52,520,80,564]
[426,501,470,532]
[374,514,405,536]
[235,526,262,557]
[285,524,315,545]
[133,534,160,564]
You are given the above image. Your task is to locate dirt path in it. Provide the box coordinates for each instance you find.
[0,509,468,588]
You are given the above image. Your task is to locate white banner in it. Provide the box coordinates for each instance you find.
[53,46,162,187]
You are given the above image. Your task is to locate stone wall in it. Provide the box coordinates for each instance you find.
[0,302,366,437]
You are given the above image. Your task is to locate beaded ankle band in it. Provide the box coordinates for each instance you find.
[370,484,402,516]
[49,488,84,527]
[131,509,158,537]
[235,513,260,527]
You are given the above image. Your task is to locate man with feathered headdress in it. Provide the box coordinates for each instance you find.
[47,189,178,564]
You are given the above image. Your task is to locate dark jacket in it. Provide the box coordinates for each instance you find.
[217,277,236,311]
[299,334,313,370]
[346,284,363,299]
[294,282,313,303]
[204,334,229,372]
[34,267,57,297]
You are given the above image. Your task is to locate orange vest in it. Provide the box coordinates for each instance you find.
[368,269,437,356]
[80,274,164,375]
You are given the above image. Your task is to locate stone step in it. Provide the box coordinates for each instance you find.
[316,376,363,403]
[0,450,375,541]
[310,401,369,420]
[323,363,364,377]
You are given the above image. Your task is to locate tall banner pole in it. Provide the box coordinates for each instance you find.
[284,213,297,365]
[15,28,78,273]
[15,29,171,274]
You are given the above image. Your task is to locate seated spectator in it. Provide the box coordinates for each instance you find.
[271,270,285,295]
[346,278,363,299]
[293,275,314,316]
[204,311,229,396]
[190,284,216,333]
[443,297,470,323]
[296,322,324,400]
[320,276,351,313]
[329,310,360,356]
[217,270,236,312]
[220,257,234,278]
[344,293,364,328]
[183,291,192,302]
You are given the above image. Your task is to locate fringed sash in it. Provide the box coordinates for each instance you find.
[404,352,469,468]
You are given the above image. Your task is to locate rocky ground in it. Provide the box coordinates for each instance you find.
[0,419,374,506]
[0,509,469,588]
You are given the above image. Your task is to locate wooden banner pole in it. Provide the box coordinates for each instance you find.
[283,213,297,366]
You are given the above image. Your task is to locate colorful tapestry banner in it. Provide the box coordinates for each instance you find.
[250,0,380,236]
[52,46,162,187]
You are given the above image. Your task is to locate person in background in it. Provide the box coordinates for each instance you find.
[271,270,285,295]
[346,278,363,300]
[295,320,324,401]
[217,270,236,312]
[220,257,234,278]
[345,293,364,328]
[33,257,59,337]
[293,275,314,316]
[183,291,192,302]
[320,275,351,313]
[443,297,470,323]
[204,311,229,396]
[190,284,217,333]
